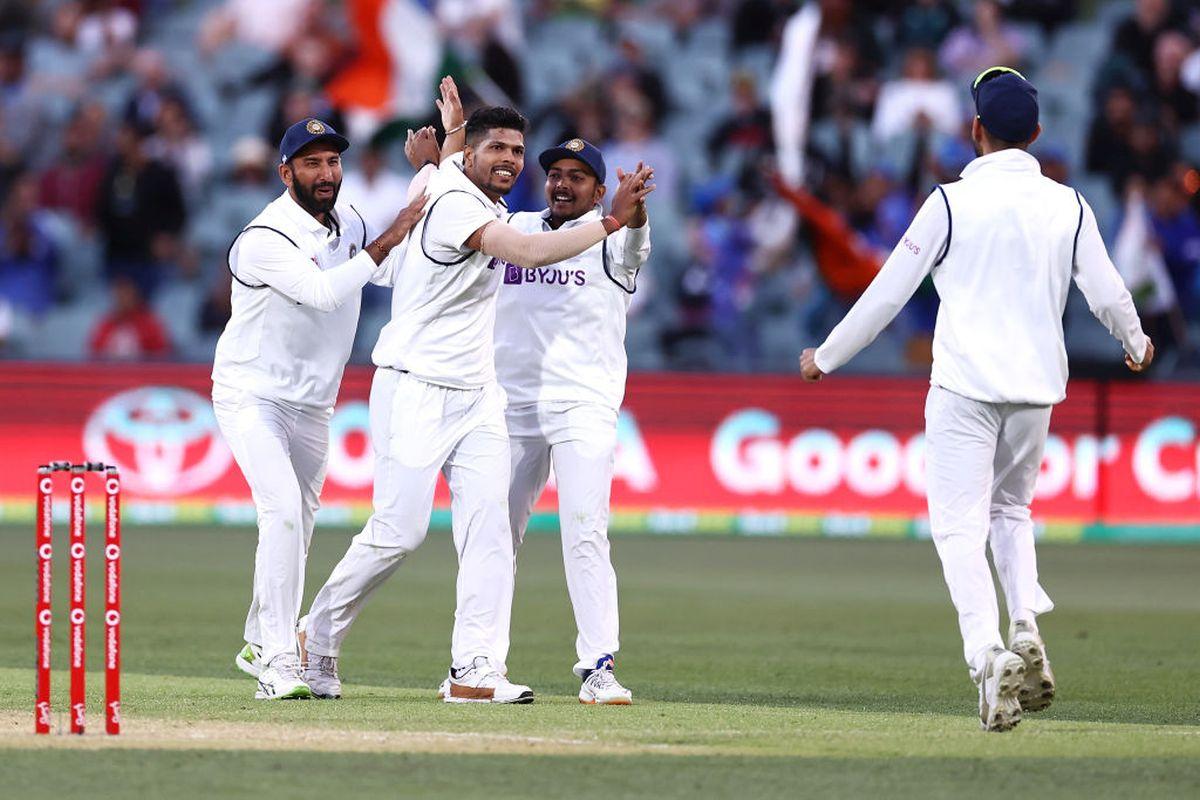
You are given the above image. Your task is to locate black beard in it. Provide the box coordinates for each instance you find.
[293,178,340,216]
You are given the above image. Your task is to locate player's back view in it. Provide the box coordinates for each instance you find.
[800,67,1152,733]
[935,153,1097,404]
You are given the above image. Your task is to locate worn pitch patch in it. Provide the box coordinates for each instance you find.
[0,711,703,756]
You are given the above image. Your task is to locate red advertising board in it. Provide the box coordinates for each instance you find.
[1,363,1197,538]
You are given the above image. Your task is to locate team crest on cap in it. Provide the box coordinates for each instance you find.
[565,138,585,152]
[306,119,325,134]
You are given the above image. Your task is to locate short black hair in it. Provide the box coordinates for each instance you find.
[465,106,527,146]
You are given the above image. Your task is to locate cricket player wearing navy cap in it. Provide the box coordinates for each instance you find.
[798,67,1154,731]
[213,116,426,700]
[485,139,652,705]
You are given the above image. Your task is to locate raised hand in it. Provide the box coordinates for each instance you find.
[435,75,464,133]
[615,161,650,228]
[610,163,656,227]
[405,126,440,170]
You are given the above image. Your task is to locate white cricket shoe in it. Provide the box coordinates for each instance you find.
[977,646,1026,732]
[1009,619,1056,712]
[578,655,632,705]
[443,656,534,704]
[255,654,313,700]
[235,642,263,678]
[436,677,450,700]
[305,653,342,700]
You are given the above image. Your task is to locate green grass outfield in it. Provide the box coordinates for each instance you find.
[0,526,1197,798]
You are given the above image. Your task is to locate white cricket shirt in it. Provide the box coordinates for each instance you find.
[494,208,650,409]
[814,149,1148,405]
[372,156,508,388]
[212,189,385,408]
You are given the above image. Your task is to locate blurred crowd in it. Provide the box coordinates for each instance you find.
[0,0,1198,377]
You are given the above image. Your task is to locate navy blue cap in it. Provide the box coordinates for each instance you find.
[972,67,1039,143]
[538,138,606,184]
[279,118,350,163]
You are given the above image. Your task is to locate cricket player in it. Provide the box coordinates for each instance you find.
[798,67,1154,732]
[489,139,652,705]
[213,117,426,700]
[299,106,655,703]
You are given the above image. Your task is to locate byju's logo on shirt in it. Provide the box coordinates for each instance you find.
[500,260,585,287]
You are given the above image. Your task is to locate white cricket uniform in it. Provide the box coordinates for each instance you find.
[303,156,517,669]
[814,149,1147,677]
[491,207,649,675]
[212,189,394,666]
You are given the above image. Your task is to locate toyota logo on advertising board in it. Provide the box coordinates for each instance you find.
[83,387,232,495]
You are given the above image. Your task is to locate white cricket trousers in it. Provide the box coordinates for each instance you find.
[212,385,331,666]
[303,368,514,668]
[497,402,621,676]
[924,385,1055,678]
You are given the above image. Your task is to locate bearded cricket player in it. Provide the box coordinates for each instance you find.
[213,116,426,700]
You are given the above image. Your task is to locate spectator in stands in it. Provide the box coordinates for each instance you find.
[96,123,187,297]
[77,0,138,53]
[1003,0,1077,36]
[731,0,793,51]
[147,97,213,206]
[1112,177,1186,357]
[197,270,233,337]
[707,72,774,174]
[927,136,974,185]
[123,49,190,135]
[1086,85,1140,195]
[213,136,277,240]
[339,139,411,234]
[88,275,172,360]
[0,173,58,318]
[546,80,610,146]
[1110,0,1184,79]
[1147,166,1200,320]
[609,35,669,127]
[938,0,1031,84]
[199,0,314,59]
[851,166,915,251]
[266,87,345,154]
[895,0,960,51]
[691,180,759,367]
[1124,110,1177,190]
[0,38,50,174]
[438,0,525,106]
[39,103,110,230]
[1035,143,1071,186]
[1152,31,1199,128]
[604,92,679,214]
[871,48,961,143]
[810,36,878,122]
[76,0,138,75]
